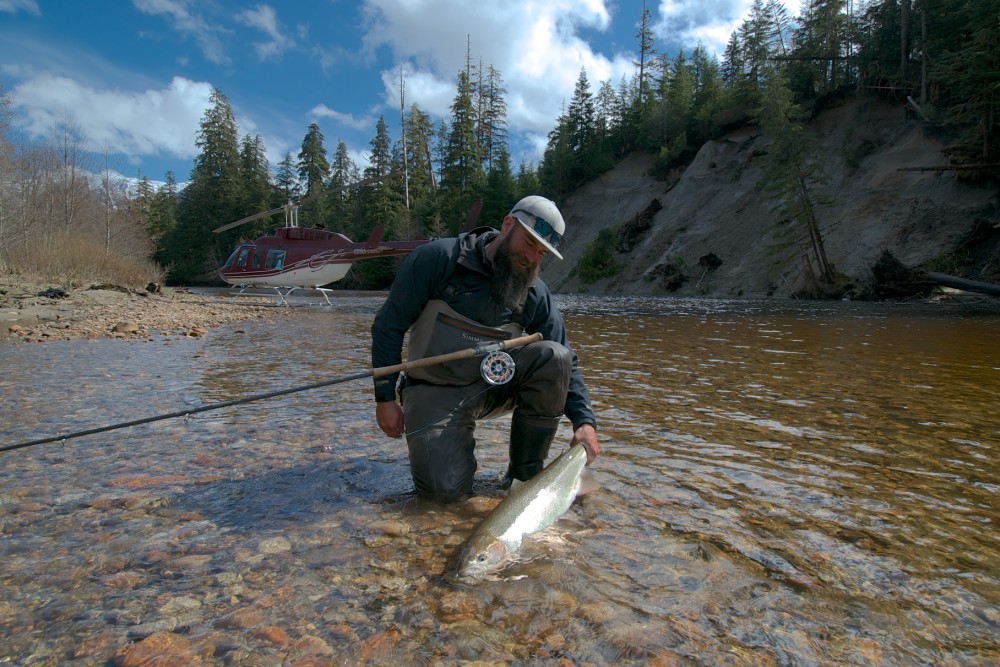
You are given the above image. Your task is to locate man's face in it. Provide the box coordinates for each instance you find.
[503,218,550,269]
[490,219,546,312]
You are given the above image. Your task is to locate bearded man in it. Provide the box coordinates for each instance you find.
[371,195,600,502]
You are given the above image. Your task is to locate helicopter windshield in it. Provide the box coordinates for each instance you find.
[223,246,253,269]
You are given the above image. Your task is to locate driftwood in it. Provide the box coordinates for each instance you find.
[923,272,1000,297]
[897,164,1000,172]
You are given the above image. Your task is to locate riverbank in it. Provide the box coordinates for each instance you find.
[0,280,280,343]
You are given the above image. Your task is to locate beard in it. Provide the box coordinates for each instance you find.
[491,234,539,313]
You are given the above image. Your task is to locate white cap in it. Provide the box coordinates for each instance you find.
[509,195,565,260]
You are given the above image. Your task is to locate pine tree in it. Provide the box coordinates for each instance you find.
[567,68,596,154]
[275,152,300,202]
[403,103,436,212]
[352,115,405,287]
[594,79,620,154]
[323,140,356,225]
[440,69,482,229]
[480,65,509,175]
[149,172,178,265]
[795,0,850,94]
[757,68,833,285]
[240,133,271,234]
[483,144,517,224]
[635,1,656,108]
[929,0,1000,164]
[297,123,329,227]
[165,88,243,282]
[691,44,724,144]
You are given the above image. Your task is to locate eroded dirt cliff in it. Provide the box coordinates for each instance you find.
[544,96,998,298]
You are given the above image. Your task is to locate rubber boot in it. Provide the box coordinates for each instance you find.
[502,419,558,488]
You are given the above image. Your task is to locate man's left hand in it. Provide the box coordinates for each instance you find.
[571,424,599,465]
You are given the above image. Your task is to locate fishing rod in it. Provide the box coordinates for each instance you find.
[1,332,542,454]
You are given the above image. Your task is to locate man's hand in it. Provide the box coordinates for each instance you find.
[376,400,405,438]
[571,423,600,465]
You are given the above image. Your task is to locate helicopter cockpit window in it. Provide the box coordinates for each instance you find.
[265,250,286,270]
[222,248,239,269]
[235,248,250,268]
[252,251,261,269]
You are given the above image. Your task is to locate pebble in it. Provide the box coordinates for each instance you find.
[1,283,283,343]
[258,536,293,554]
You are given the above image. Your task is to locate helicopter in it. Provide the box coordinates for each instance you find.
[213,174,434,305]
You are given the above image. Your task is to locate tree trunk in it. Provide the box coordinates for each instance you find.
[796,174,832,282]
[900,0,910,81]
[920,3,927,104]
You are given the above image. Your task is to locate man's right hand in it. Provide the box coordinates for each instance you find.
[376,400,405,438]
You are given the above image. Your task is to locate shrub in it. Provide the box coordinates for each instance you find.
[578,228,621,283]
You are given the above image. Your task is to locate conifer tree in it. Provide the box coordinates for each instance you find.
[297,123,329,227]
[757,69,833,284]
[275,152,300,202]
[480,65,509,175]
[929,0,1000,164]
[567,68,596,155]
[325,140,357,227]
[361,116,404,236]
[240,133,271,234]
[149,171,178,266]
[165,88,243,282]
[402,103,436,213]
[635,1,656,109]
[441,69,482,230]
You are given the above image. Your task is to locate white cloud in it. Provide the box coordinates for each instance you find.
[12,75,212,166]
[360,0,633,159]
[307,104,376,133]
[236,4,294,60]
[653,0,801,57]
[0,0,40,15]
[132,0,230,65]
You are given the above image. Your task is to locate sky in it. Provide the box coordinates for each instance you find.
[0,0,796,187]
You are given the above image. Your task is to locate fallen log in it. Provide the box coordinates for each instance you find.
[923,272,1000,297]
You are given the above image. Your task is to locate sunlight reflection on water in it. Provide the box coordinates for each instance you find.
[1,294,998,665]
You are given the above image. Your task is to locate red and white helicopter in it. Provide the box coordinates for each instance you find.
[214,174,432,304]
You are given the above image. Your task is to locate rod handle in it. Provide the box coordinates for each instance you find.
[372,332,543,378]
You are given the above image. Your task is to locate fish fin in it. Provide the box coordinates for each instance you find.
[576,469,600,496]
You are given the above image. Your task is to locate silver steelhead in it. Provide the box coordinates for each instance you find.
[454,443,588,579]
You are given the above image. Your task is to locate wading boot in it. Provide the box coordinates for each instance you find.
[501,419,558,489]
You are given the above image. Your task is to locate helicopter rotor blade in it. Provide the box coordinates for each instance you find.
[211,172,403,235]
[212,204,290,234]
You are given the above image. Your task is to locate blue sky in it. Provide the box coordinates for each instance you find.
[0,1,793,186]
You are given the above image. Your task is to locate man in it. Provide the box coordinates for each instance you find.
[371,195,600,502]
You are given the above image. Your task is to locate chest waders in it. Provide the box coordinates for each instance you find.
[401,300,572,502]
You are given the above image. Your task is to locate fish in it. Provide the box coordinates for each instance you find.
[453,443,588,580]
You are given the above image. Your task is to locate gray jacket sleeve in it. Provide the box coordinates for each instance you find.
[370,239,454,402]
[522,283,597,430]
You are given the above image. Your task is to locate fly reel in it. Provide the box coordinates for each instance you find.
[480,350,516,385]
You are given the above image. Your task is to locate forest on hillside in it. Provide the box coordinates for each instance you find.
[0,0,997,288]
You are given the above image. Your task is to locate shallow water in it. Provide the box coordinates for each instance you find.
[1,293,998,665]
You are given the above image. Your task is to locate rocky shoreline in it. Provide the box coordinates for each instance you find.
[1,281,281,343]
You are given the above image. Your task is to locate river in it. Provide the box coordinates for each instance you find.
[1,293,997,665]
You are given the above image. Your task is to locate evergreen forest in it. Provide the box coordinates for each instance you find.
[1,0,997,288]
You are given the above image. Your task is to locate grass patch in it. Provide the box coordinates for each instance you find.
[1,233,163,289]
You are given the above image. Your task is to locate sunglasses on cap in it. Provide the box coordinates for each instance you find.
[511,210,563,247]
